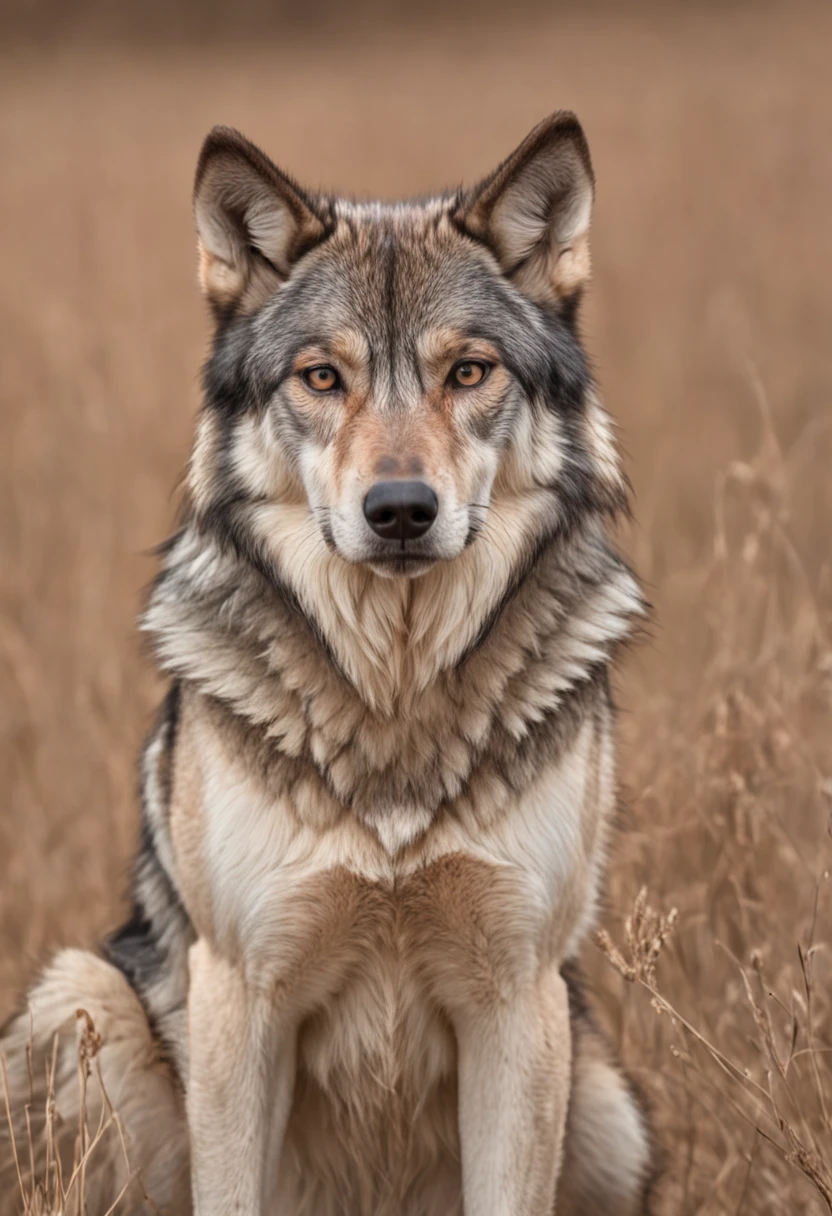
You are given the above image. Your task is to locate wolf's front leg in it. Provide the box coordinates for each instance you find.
[186,938,296,1216]
[456,966,571,1216]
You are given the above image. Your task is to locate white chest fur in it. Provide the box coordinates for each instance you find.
[172,702,611,995]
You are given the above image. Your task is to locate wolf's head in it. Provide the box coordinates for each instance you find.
[188,114,627,594]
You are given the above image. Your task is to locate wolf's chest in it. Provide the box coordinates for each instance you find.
[172,699,607,982]
[275,942,462,1216]
[296,929,456,1099]
[275,887,463,1216]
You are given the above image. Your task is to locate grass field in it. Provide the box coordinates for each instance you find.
[1,2,831,1210]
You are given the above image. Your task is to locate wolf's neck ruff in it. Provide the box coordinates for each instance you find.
[143,505,643,848]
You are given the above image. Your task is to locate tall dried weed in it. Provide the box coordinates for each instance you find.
[597,377,832,1213]
[1,1012,149,1216]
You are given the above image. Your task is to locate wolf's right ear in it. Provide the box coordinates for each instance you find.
[193,127,330,316]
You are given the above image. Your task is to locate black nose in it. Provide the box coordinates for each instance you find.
[363,480,438,541]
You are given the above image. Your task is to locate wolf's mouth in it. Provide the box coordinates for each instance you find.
[368,553,437,565]
[321,528,441,569]
[363,553,440,578]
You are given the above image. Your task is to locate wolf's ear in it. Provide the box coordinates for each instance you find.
[455,111,594,311]
[193,126,329,316]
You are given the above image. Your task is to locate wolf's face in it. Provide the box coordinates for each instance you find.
[189,115,625,586]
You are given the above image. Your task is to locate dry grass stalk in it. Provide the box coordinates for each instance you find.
[1,1011,148,1216]
[599,886,832,1211]
[596,380,832,1213]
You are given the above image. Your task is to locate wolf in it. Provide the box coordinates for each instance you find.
[1,113,655,1214]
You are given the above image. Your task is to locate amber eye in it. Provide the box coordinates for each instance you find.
[450,360,490,389]
[302,365,341,393]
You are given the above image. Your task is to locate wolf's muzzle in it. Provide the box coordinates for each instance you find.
[363,481,438,541]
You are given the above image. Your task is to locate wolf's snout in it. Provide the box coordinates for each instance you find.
[363,481,438,541]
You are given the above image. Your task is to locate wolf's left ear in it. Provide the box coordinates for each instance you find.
[193,126,329,316]
[455,111,594,311]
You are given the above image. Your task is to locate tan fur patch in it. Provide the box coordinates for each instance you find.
[399,853,541,1012]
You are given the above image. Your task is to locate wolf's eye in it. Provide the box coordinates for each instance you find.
[450,360,490,389]
[302,365,341,393]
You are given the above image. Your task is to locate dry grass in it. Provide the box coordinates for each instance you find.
[0,2,831,1212]
[595,386,832,1212]
[2,1012,151,1215]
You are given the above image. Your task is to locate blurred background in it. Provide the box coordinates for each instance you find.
[1,1,831,1211]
